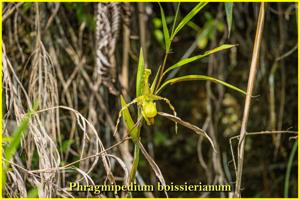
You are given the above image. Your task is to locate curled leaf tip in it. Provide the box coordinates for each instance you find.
[157,112,216,152]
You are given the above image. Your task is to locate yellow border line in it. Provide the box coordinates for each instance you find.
[0,1,298,199]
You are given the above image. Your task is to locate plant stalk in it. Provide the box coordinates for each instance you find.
[128,144,140,184]
[234,3,265,197]
[284,141,297,197]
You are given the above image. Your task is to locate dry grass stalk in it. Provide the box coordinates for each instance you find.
[234,3,266,197]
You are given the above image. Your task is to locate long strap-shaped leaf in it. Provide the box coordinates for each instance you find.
[120,95,141,186]
[3,103,38,187]
[158,112,216,152]
[156,75,246,95]
[128,145,140,185]
[137,140,168,197]
[4,104,38,162]
[225,2,234,38]
[120,96,140,142]
[171,2,207,39]
[163,44,236,75]
[159,3,170,51]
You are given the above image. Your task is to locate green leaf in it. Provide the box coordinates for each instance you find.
[284,141,297,197]
[4,104,37,162]
[27,187,39,198]
[4,117,30,162]
[164,44,236,76]
[2,137,12,143]
[156,75,246,95]
[225,2,233,38]
[154,30,164,46]
[171,3,181,36]
[154,131,168,146]
[61,139,73,153]
[120,96,139,142]
[159,3,171,51]
[150,65,160,93]
[22,3,33,12]
[3,103,37,188]
[197,37,208,49]
[187,21,201,32]
[128,144,140,184]
[136,48,145,97]
[152,17,162,28]
[172,2,207,39]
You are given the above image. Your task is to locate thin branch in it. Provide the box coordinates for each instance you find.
[276,44,297,62]
[230,130,297,188]
[2,3,24,22]
[25,136,131,173]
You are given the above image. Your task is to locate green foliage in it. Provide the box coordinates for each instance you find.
[136,48,145,97]
[157,75,246,95]
[196,12,225,49]
[128,145,140,184]
[65,4,95,30]
[163,44,236,75]
[153,5,243,98]
[27,188,39,198]
[120,96,140,143]
[154,131,168,146]
[119,2,246,188]
[3,103,38,188]
[157,2,207,50]
[22,3,33,12]
[4,105,37,162]
[152,15,174,47]
[171,2,207,39]
[61,139,74,153]
[154,3,239,99]
[225,2,234,37]
[153,29,164,47]
[284,141,298,197]
[187,21,201,32]
[4,120,30,164]
[153,17,162,28]
[159,3,171,51]
[170,3,181,36]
